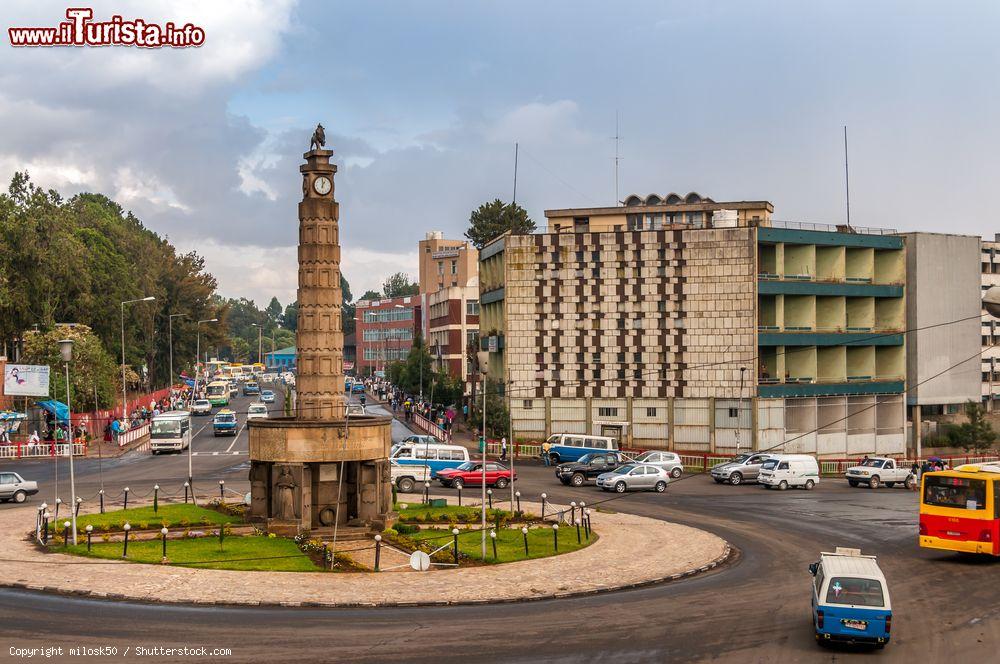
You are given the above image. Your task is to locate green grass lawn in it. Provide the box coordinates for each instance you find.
[61,535,319,572]
[411,524,595,563]
[396,503,488,522]
[48,504,242,532]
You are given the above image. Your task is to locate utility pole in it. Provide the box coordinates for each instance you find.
[844,125,852,230]
[512,142,519,205]
[613,111,622,205]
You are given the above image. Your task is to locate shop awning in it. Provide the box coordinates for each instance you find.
[36,400,69,423]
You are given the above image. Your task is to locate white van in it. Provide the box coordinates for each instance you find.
[391,442,470,477]
[758,454,820,490]
[545,433,618,464]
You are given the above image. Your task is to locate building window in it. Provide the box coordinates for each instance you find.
[451,260,457,275]
[523,400,533,410]
[646,407,657,417]
[598,407,618,417]
[466,300,480,316]
[438,261,444,275]
[658,300,667,313]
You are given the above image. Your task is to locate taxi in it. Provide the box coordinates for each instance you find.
[212,409,238,436]
[808,547,891,649]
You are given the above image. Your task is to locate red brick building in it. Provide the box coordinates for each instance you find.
[426,283,479,384]
[355,295,421,375]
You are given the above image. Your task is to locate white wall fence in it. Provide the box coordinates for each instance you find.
[510,394,907,458]
[0,442,87,459]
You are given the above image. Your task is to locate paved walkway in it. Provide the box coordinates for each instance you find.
[0,501,730,607]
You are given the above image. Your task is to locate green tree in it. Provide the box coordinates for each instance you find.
[21,324,118,411]
[470,377,509,439]
[359,290,381,301]
[382,272,419,298]
[464,198,535,249]
[340,274,353,304]
[282,301,298,332]
[265,297,283,326]
[945,401,998,452]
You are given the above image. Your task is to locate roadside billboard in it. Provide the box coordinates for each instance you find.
[3,364,51,397]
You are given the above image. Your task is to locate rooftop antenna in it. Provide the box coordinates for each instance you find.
[613,111,622,205]
[843,125,852,229]
[512,142,519,206]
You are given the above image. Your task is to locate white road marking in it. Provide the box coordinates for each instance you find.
[226,423,247,453]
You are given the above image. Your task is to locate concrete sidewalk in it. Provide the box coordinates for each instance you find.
[0,500,730,608]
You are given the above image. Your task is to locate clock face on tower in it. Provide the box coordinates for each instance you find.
[313,176,332,195]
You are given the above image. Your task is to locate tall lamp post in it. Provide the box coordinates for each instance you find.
[190,318,218,492]
[736,366,747,455]
[121,296,156,418]
[251,323,264,366]
[59,339,78,545]
[168,313,186,388]
[477,350,490,560]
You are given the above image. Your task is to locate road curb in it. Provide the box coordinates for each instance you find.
[0,543,735,610]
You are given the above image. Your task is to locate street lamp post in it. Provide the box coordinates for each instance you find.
[191,318,218,495]
[476,350,489,561]
[251,323,263,366]
[120,296,155,418]
[736,367,747,455]
[168,313,186,388]
[59,339,78,545]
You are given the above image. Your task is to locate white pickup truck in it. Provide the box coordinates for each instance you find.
[845,457,915,489]
[390,461,432,493]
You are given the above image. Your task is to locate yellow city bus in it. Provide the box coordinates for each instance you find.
[919,464,1000,556]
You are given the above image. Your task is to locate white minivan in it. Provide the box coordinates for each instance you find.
[758,454,820,490]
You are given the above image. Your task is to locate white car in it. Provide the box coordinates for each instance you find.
[190,399,212,415]
[0,472,39,503]
[247,403,269,420]
[630,450,684,478]
[845,457,915,489]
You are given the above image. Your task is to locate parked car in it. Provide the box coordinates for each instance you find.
[555,452,625,487]
[710,453,772,485]
[809,547,892,648]
[630,450,684,478]
[544,433,618,464]
[596,463,670,493]
[212,409,238,436]
[190,399,213,415]
[390,461,432,493]
[247,403,269,420]
[436,461,516,490]
[260,389,276,404]
[0,472,39,503]
[759,454,821,490]
[845,457,914,489]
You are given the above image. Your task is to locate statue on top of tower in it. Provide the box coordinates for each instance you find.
[309,123,326,151]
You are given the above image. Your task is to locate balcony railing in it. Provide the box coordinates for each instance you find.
[769,220,897,235]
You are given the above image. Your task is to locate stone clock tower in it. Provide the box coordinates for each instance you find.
[296,148,346,421]
[248,133,395,537]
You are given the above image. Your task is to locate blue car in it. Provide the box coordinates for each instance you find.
[810,548,892,649]
[351,382,365,394]
[260,390,275,404]
[212,410,238,437]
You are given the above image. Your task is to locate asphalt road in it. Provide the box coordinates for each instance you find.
[1,391,998,663]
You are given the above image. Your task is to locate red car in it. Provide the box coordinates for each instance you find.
[436,461,516,490]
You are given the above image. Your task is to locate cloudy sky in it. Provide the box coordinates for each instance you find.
[3,1,1000,306]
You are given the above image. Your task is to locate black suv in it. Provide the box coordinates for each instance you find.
[556,452,625,487]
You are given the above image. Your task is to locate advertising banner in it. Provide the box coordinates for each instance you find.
[4,364,51,397]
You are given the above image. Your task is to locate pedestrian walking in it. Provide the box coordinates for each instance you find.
[541,440,552,466]
[500,437,508,462]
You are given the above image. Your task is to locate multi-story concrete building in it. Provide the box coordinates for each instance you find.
[900,233,981,447]
[355,295,420,375]
[418,231,478,295]
[982,234,1000,409]
[480,194,909,457]
[426,281,479,383]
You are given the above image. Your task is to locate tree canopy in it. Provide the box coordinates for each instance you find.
[464,198,535,249]
[0,173,225,402]
[382,272,419,298]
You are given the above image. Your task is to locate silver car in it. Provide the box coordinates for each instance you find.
[710,453,772,485]
[0,472,39,503]
[596,463,670,493]
[631,451,684,478]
